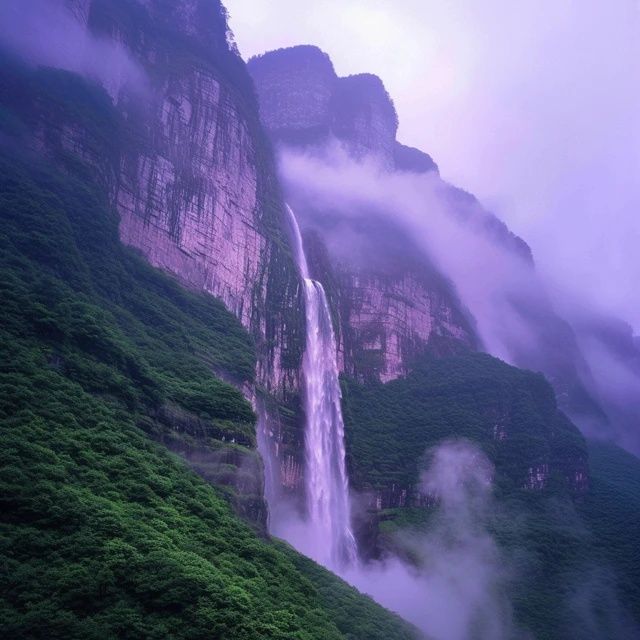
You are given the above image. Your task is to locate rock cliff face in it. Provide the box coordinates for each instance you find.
[337,270,472,382]
[302,222,476,382]
[250,46,480,381]
[80,0,304,396]
[247,45,336,138]
[329,74,398,169]
[250,46,399,169]
[5,0,309,500]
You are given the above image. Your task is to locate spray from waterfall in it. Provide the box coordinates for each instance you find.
[285,204,358,569]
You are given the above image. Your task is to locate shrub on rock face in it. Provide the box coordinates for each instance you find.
[342,352,587,497]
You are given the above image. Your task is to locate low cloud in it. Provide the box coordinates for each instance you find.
[0,0,147,101]
[280,142,541,362]
[279,142,640,455]
[226,0,640,331]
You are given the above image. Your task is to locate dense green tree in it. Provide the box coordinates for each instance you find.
[0,65,416,639]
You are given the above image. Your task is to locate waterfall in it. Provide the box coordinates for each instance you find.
[285,204,358,569]
[255,399,278,531]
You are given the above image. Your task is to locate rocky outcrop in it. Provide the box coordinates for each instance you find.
[336,270,473,382]
[329,74,398,168]
[304,210,477,384]
[249,46,518,382]
[248,45,336,138]
[250,46,399,168]
[393,142,438,174]
[438,183,533,263]
[298,213,476,382]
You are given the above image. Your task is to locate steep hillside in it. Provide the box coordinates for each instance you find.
[0,110,417,639]
[342,352,587,505]
[1,0,310,499]
[579,442,640,625]
[340,355,639,639]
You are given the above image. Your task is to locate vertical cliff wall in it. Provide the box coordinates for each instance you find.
[2,0,310,498]
[301,220,476,383]
[80,0,304,395]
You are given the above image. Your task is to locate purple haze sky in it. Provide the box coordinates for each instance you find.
[225,0,640,330]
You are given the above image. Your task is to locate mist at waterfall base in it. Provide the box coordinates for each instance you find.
[343,441,514,640]
[278,145,640,457]
[271,204,514,637]
[266,434,514,640]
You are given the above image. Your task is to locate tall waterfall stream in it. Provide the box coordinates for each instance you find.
[284,204,358,569]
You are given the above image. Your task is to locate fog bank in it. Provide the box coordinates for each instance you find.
[226,0,640,330]
[279,143,640,455]
[343,441,513,640]
[0,1,146,100]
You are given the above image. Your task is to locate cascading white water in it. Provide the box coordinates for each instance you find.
[285,204,358,568]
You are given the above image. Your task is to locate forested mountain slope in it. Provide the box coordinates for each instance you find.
[0,76,417,639]
[341,356,640,639]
